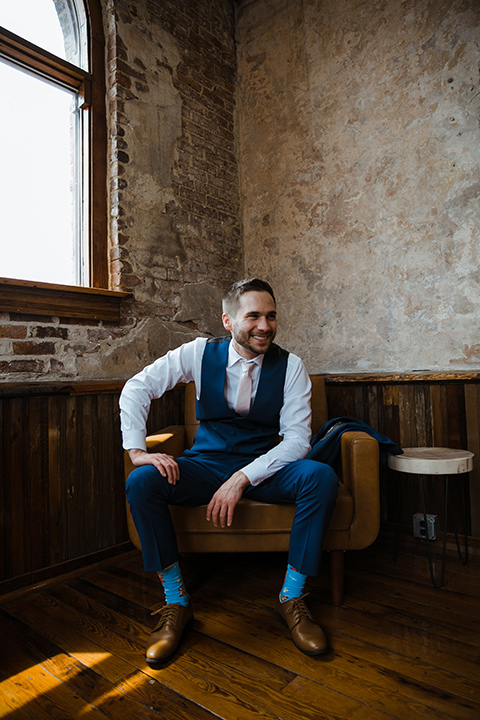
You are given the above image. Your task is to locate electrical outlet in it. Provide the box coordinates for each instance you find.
[413,513,437,540]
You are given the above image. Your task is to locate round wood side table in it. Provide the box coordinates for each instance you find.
[387,447,474,588]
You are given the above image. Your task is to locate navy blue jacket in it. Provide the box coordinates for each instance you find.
[306,417,403,466]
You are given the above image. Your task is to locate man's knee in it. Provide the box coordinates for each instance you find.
[126,465,166,504]
[297,460,338,504]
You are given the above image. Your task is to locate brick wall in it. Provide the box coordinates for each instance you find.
[0,0,241,383]
[0,313,132,377]
[106,0,241,322]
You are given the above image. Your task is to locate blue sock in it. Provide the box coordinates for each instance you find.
[158,561,189,606]
[279,564,307,603]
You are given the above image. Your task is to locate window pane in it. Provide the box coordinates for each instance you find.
[0,59,80,286]
[0,0,66,60]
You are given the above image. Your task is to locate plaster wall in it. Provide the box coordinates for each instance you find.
[236,0,480,373]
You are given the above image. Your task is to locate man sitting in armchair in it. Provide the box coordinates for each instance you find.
[120,278,338,665]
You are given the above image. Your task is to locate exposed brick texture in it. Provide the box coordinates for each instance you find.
[107,0,241,311]
[13,342,57,356]
[0,0,241,382]
[0,326,28,339]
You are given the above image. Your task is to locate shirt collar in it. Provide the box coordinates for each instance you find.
[227,340,264,369]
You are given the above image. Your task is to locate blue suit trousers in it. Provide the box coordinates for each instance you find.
[126,452,338,577]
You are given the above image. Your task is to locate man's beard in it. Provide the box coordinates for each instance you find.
[232,328,275,355]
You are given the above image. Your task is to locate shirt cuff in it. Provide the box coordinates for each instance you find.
[122,430,147,452]
[240,458,270,486]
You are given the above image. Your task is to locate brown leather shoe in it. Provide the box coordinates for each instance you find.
[146,601,194,665]
[277,595,328,656]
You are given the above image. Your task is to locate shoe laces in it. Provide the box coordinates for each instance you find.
[150,603,181,629]
[285,594,314,624]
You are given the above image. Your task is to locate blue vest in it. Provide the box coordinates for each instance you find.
[191,336,289,457]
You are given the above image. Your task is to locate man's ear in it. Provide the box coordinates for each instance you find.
[222,312,232,332]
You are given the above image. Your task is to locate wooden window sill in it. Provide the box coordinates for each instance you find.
[0,277,132,322]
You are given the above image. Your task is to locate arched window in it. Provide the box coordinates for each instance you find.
[0,1,121,319]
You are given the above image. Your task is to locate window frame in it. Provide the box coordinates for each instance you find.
[0,1,129,321]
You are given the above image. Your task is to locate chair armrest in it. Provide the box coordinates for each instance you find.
[123,425,186,479]
[146,425,186,456]
[340,430,380,549]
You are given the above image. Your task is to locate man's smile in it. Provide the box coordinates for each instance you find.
[223,290,277,359]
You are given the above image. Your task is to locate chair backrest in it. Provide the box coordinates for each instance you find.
[311,375,328,435]
[183,375,328,449]
[185,381,199,449]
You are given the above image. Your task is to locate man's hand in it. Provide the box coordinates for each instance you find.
[128,448,180,485]
[206,471,251,528]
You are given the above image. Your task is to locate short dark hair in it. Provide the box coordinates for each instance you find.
[222,278,276,315]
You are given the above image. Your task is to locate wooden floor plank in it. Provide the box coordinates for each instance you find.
[286,638,480,720]
[192,553,480,681]
[97,549,480,716]
[348,544,480,595]
[312,597,480,682]
[3,595,135,684]
[142,657,282,720]
[116,669,222,720]
[0,635,105,719]
[9,591,148,668]
[1,542,480,720]
[332,629,480,705]
[177,558,480,718]
[283,673,476,720]
[0,609,215,720]
[57,581,297,694]
[4,586,288,720]
[0,612,121,720]
[338,588,480,646]
[192,593,480,719]
[340,565,480,620]
[153,643,386,720]
[85,566,165,608]
[183,562,480,683]
[39,585,344,720]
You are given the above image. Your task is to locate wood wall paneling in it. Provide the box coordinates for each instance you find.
[1,377,478,596]
[465,385,480,537]
[0,384,184,596]
[325,378,480,539]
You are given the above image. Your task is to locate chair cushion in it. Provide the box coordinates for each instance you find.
[169,481,353,534]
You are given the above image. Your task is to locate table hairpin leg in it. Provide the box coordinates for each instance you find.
[393,474,405,562]
[420,475,446,588]
[448,475,468,565]
[388,447,473,589]
[420,474,469,588]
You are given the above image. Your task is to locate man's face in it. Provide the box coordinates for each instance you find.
[222,290,277,359]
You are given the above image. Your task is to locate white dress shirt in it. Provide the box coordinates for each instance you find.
[120,337,312,486]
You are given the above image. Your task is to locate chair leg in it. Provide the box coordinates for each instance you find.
[329,550,344,606]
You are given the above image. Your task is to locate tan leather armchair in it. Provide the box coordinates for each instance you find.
[124,376,380,605]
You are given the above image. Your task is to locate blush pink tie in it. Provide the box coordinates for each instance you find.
[235,362,254,416]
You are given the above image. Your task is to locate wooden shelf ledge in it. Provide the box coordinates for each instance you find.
[323,371,480,383]
[0,277,132,322]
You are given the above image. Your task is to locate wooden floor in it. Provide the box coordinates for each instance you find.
[1,539,479,720]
